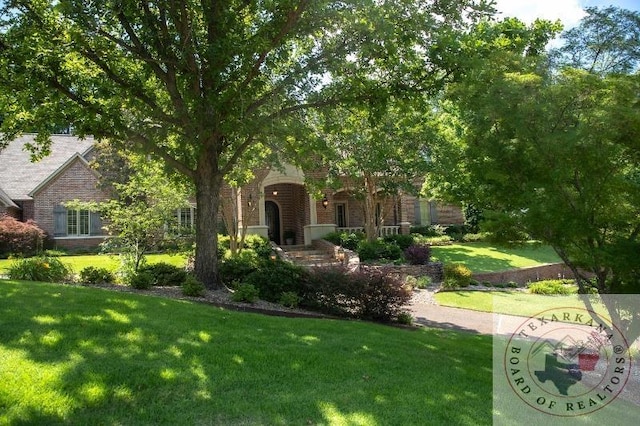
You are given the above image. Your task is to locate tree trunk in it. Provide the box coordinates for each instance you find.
[364,173,378,242]
[194,153,223,289]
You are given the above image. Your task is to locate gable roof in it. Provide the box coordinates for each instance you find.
[29,153,97,197]
[0,134,95,200]
[0,187,18,209]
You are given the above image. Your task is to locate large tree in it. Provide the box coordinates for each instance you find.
[0,0,494,287]
[550,6,640,75]
[433,11,640,339]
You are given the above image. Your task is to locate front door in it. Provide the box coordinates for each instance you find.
[265,201,281,244]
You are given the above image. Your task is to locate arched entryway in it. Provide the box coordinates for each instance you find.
[265,200,281,244]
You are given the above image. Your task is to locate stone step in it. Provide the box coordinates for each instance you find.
[281,245,339,268]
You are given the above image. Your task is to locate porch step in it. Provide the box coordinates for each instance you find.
[281,245,341,268]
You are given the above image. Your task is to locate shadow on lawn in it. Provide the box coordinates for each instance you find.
[1,280,494,425]
[432,243,559,273]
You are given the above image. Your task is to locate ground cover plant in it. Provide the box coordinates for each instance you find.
[0,279,492,425]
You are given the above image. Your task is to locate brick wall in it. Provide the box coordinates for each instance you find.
[435,202,464,225]
[33,158,110,248]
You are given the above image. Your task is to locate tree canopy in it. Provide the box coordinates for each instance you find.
[0,0,495,287]
[312,98,435,240]
[429,9,640,298]
[550,6,640,75]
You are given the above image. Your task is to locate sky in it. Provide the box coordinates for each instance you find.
[494,0,640,30]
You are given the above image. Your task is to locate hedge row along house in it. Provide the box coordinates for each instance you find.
[0,134,463,249]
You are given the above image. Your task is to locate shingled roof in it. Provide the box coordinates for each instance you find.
[0,134,95,200]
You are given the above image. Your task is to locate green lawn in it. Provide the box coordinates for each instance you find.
[431,242,560,273]
[1,242,559,277]
[434,290,610,318]
[0,253,187,275]
[0,279,493,425]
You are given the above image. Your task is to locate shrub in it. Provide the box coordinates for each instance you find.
[219,250,261,285]
[442,263,473,289]
[404,244,432,265]
[231,283,259,303]
[0,216,46,257]
[243,260,307,302]
[138,262,187,286]
[397,311,414,325]
[410,225,445,237]
[357,239,404,263]
[129,271,153,289]
[7,256,73,282]
[242,234,272,258]
[461,232,490,243]
[182,275,206,297]
[383,234,415,251]
[279,291,300,308]
[323,231,364,251]
[322,231,342,246]
[412,275,433,289]
[444,225,469,242]
[413,234,452,246]
[80,266,115,285]
[528,279,576,295]
[354,268,413,321]
[302,266,412,321]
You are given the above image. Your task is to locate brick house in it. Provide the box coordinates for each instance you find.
[0,134,110,249]
[218,164,464,246]
[1,134,463,249]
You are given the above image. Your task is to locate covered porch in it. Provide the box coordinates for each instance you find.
[232,165,413,246]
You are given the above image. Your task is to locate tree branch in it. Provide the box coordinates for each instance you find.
[240,0,310,91]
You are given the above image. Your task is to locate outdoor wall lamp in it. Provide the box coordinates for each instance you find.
[322,194,329,209]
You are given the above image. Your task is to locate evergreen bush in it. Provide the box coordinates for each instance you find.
[442,263,473,289]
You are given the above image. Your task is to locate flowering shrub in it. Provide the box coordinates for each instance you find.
[0,216,46,257]
[8,256,73,282]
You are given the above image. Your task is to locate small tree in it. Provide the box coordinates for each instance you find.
[71,152,192,277]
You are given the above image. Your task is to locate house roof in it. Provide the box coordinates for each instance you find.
[0,134,95,200]
[0,187,18,209]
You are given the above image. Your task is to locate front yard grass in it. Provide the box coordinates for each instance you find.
[434,290,609,318]
[0,279,493,425]
[431,242,560,273]
[0,253,187,275]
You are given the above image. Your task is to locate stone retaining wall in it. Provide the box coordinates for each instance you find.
[361,263,444,283]
[472,263,580,285]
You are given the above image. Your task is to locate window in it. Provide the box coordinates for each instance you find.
[170,206,196,234]
[54,205,101,237]
[67,209,91,236]
[335,203,347,228]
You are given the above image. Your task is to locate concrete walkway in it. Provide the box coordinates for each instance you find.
[408,296,535,336]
